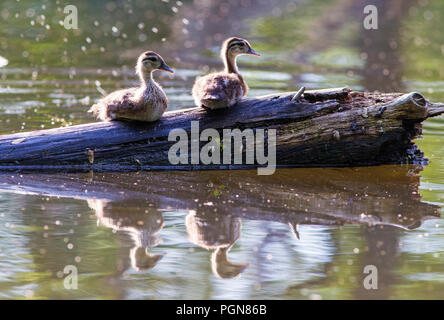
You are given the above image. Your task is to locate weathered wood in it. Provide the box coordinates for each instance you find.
[0,88,443,172]
[303,87,351,102]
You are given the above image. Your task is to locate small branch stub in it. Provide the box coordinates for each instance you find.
[361,107,369,118]
[332,130,340,141]
[87,149,94,164]
[375,106,387,118]
[291,86,306,102]
[376,120,384,134]
[427,102,444,118]
[0,89,441,172]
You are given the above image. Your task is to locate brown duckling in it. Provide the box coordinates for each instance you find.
[192,37,259,109]
[89,51,173,122]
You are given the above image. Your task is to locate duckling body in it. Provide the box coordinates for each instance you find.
[89,51,173,122]
[192,72,246,109]
[91,82,167,122]
[192,37,259,109]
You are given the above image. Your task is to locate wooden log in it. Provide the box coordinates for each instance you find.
[2,166,436,276]
[0,88,443,172]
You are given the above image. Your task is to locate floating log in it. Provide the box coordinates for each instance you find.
[0,88,443,172]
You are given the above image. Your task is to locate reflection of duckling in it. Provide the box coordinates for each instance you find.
[87,199,164,271]
[288,222,300,240]
[89,51,173,122]
[192,37,259,109]
[185,212,248,279]
[211,246,248,279]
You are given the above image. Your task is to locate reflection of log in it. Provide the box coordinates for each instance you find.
[0,89,443,172]
[0,165,439,230]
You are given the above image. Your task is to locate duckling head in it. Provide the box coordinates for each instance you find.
[221,37,259,74]
[136,51,174,82]
[221,37,260,58]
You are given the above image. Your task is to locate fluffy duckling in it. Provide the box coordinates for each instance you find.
[192,37,259,109]
[89,51,173,122]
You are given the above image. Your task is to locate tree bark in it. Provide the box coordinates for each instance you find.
[0,88,443,172]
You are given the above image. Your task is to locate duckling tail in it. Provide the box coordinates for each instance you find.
[88,103,108,121]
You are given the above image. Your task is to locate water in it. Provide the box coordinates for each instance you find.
[0,0,443,299]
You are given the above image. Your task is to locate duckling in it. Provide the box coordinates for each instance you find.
[192,37,259,109]
[89,51,173,122]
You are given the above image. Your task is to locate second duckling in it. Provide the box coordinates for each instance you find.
[192,37,259,109]
[89,51,173,122]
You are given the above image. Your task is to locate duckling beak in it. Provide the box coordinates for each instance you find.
[159,62,174,74]
[247,47,260,56]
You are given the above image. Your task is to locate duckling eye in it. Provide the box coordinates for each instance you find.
[144,57,157,62]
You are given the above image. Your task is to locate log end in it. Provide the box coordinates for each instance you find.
[427,102,444,118]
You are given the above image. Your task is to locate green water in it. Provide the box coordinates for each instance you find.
[0,0,443,299]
